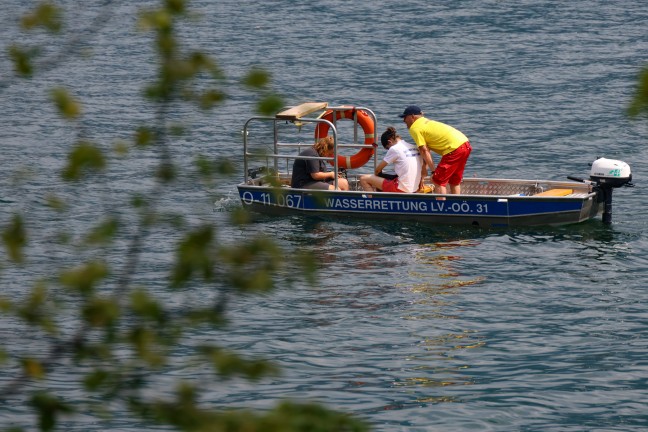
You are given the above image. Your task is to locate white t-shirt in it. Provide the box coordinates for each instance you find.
[383,139,422,193]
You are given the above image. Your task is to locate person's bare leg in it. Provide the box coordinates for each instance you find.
[360,175,383,191]
[359,175,374,191]
[434,182,447,194]
[329,178,350,190]
[338,178,350,190]
[450,184,460,194]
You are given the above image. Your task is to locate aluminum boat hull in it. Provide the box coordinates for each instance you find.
[237,178,601,228]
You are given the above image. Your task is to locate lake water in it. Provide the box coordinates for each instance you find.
[1,1,648,430]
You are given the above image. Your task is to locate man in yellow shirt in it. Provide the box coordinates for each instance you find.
[399,105,472,195]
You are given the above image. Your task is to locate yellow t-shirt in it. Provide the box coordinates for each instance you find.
[408,117,468,156]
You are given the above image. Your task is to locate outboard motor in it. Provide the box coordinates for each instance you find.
[568,158,632,224]
[589,158,632,188]
[590,158,632,224]
[569,158,632,224]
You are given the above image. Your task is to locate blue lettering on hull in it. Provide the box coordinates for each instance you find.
[320,196,504,215]
[239,189,519,217]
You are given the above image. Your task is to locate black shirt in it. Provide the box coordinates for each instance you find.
[291,147,329,188]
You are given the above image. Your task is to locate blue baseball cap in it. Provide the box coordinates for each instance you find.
[398,105,422,118]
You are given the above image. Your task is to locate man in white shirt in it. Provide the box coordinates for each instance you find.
[359,127,424,193]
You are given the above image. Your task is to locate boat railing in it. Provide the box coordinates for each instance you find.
[242,104,378,190]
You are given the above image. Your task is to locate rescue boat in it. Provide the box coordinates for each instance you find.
[236,102,632,228]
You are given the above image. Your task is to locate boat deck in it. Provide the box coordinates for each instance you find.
[243,172,594,199]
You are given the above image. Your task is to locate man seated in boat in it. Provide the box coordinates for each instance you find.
[359,127,424,193]
[291,135,350,190]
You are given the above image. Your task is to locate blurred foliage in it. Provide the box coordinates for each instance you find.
[628,65,648,117]
[2,214,26,263]
[0,1,367,431]
[62,141,106,181]
[50,87,81,119]
[21,2,62,33]
[8,45,37,77]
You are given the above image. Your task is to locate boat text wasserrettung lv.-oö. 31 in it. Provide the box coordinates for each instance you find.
[236,102,632,228]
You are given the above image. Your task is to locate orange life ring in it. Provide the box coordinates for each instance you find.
[314,108,376,169]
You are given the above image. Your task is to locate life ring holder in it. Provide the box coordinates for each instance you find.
[314,107,376,169]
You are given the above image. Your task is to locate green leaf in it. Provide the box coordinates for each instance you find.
[21,2,62,33]
[157,32,177,58]
[131,194,147,209]
[195,155,235,181]
[83,369,112,391]
[30,391,74,432]
[220,236,282,292]
[135,126,156,147]
[199,346,279,380]
[195,155,213,178]
[169,123,185,136]
[165,0,187,15]
[113,139,130,156]
[230,207,253,226]
[628,66,648,117]
[0,297,14,313]
[198,89,226,109]
[8,45,36,77]
[130,289,166,324]
[59,261,108,296]
[257,94,284,116]
[84,216,119,245]
[22,358,45,380]
[73,341,112,362]
[187,51,213,71]
[185,306,226,327]
[138,9,173,32]
[45,194,67,212]
[135,383,203,428]
[262,401,370,431]
[156,161,176,182]
[82,297,120,327]
[170,226,215,287]
[17,281,58,334]
[62,141,106,181]
[50,87,81,119]
[297,250,318,286]
[128,326,167,367]
[242,67,271,89]
[2,214,27,263]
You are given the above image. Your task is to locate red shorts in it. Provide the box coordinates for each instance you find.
[432,142,472,187]
[382,178,404,192]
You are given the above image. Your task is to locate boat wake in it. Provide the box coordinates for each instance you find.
[213,191,241,212]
